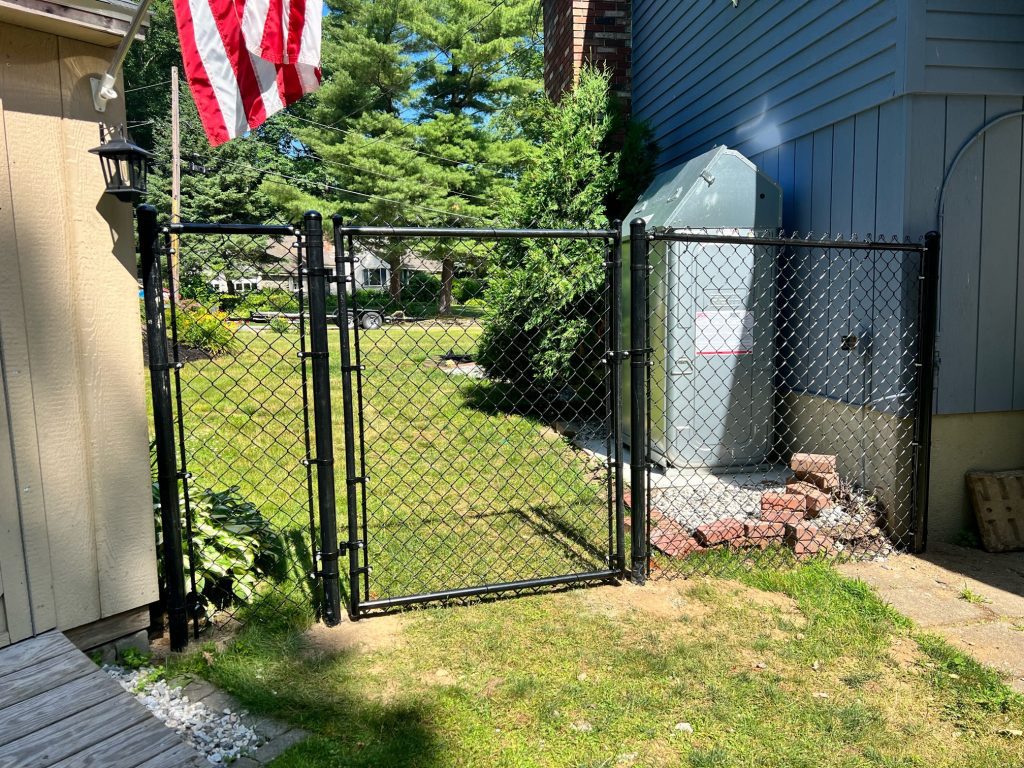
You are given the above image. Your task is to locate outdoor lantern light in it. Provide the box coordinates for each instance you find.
[89,124,152,202]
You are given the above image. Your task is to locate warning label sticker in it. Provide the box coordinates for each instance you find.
[695,310,754,356]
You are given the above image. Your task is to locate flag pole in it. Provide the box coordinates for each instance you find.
[92,0,155,112]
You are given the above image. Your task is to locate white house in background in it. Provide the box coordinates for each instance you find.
[208,239,442,295]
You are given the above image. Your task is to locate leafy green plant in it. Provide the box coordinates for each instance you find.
[401,272,441,304]
[119,647,152,670]
[352,289,398,313]
[478,69,655,393]
[152,462,285,618]
[958,586,989,605]
[175,304,239,355]
[402,301,438,318]
[185,487,286,610]
[217,293,243,313]
[235,289,300,318]
[268,316,292,334]
[453,277,485,303]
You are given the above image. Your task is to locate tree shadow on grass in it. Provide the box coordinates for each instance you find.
[364,502,611,601]
[191,606,441,768]
[458,377,561,423]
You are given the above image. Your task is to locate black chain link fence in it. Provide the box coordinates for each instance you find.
[335,223,625,614]
[163,224,323,632]
[146,213,938,634]
[635,229,933,578]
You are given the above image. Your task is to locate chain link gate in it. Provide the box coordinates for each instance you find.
[140,208,342,647]
[333,223,626,616]
[626,224,939,579]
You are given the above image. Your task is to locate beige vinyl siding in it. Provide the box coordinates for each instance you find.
[1,361,33,646]
[0,19,158,646]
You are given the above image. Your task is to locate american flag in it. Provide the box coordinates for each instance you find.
[173,0,322,146]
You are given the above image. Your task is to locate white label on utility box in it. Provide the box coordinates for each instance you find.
[695,310,754,355]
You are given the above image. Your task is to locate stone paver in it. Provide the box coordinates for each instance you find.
[840,542,1024,692]
[171,674,308,765]
[249,728,309,764]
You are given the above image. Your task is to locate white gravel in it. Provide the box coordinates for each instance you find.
[105,665,262,765]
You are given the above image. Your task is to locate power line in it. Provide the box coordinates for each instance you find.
[172,110,500,210]
[289,114,499,170]
[157,150,486,222]
[254,137,497,205]
[126,79,172,93]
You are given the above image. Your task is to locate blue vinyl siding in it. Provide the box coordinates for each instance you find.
[910,1,1024,96]
[632,0,1024,414]
[902,94,1024,414]
[632,0,902,171]
[746,101,914,412]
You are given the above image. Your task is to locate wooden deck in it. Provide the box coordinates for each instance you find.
[0,632,204,767]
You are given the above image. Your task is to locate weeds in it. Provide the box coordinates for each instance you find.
[958,586,990,605]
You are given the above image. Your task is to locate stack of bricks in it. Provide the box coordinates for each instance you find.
[635,453,844,561]
[542,0,632,108]
[762,452,841,558]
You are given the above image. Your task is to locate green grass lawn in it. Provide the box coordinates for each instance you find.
[174,320,613,612]
[170,563,1024,767]
[169,321,1024,766]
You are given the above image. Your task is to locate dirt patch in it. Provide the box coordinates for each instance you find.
[710,578,803,615]
[577,581,694,620]
[302,614,409,658]
[888,634,921,669]
[576,578,804,630]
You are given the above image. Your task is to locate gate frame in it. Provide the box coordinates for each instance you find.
[143,210,344,641]
[333,221,626,618]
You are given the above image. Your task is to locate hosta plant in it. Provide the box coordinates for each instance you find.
[184,487,286,609]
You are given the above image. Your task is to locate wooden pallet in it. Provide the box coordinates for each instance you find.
[0,631,204,767]
[967,470,1024,553]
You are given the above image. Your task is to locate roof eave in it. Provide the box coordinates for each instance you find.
[0,0,149,47]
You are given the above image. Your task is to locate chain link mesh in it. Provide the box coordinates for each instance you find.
[340,223,622,610]
[638,230,926,578]
[155,218,927,623]
[164,227,321,631]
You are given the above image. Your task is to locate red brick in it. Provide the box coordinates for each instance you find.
[784,523,836,558]
[761,491,807,514]
[790,452,838,475]
[803,471,840,491]
[693,518,745,547]
[543,0,632,105]
[786,481,832,517]
[650,526,704,558]
[744,521,787,541]
[760,509,806,526]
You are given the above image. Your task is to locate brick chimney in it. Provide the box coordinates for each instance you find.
[542,0,632,109]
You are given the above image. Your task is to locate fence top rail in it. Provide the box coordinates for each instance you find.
[648,229,927,253]
[167,222,299,236]
[335,224,618,240]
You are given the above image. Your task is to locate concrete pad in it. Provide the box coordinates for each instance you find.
[941,621,1024,693]
[840,543,1024,693]
[875,586,996,627]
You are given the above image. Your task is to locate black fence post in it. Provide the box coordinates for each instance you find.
[304,211,342,626]
[629,218,649,584]
[608,221,626,575]
[914,231,941,554]
[332,217,362,618]
[139,205,188,651]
